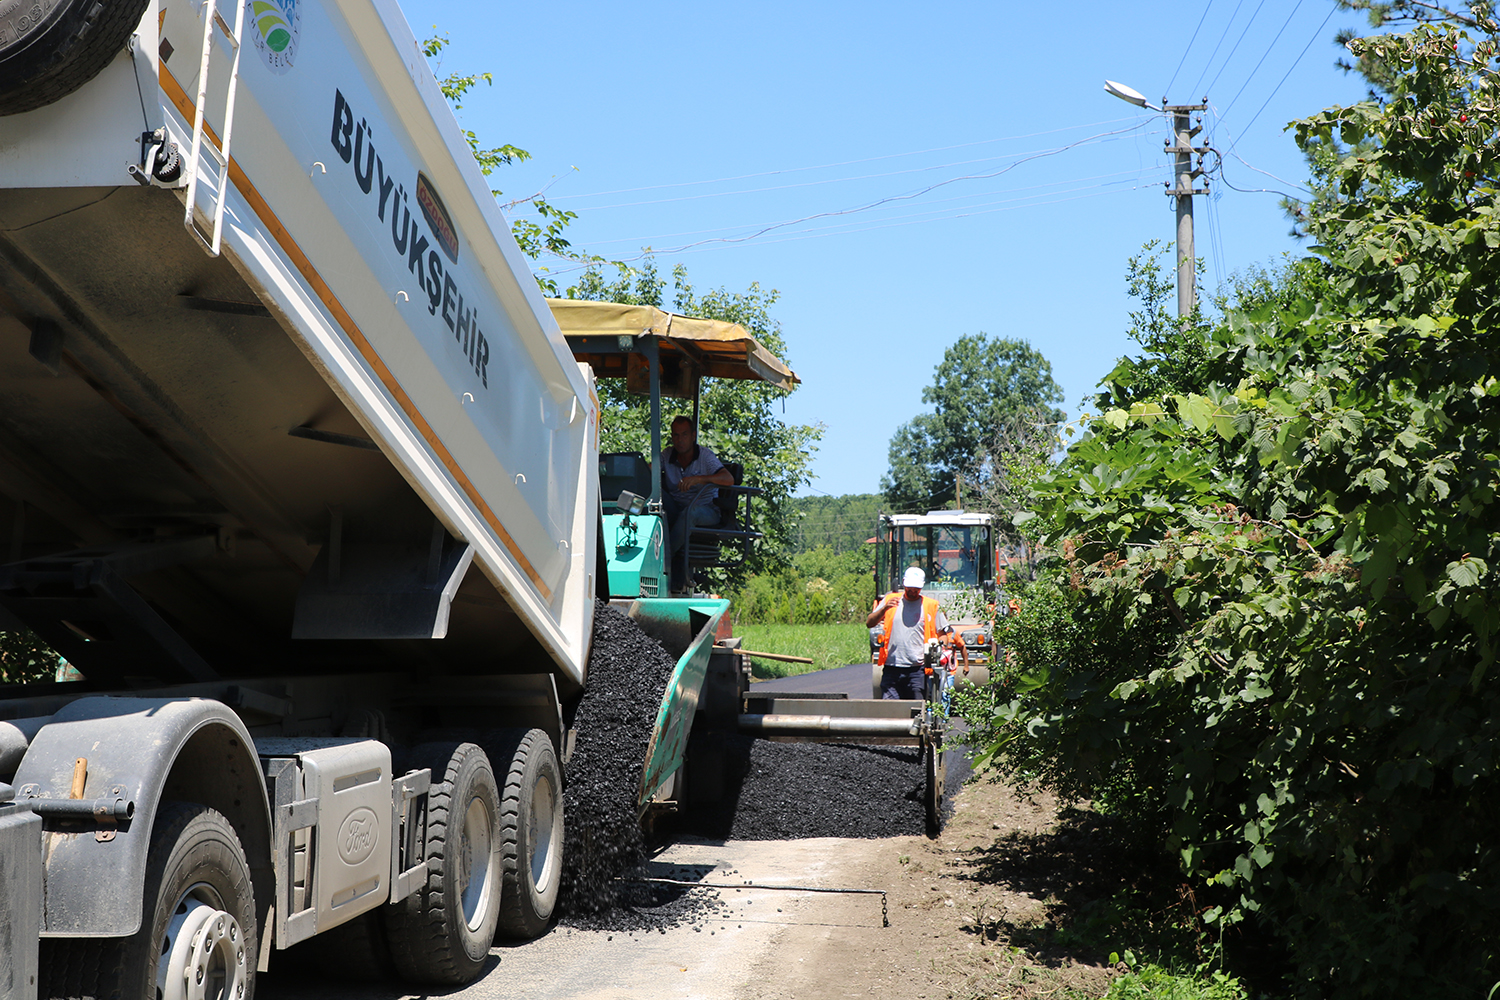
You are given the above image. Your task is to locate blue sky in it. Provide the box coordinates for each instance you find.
[398,0,1374,500]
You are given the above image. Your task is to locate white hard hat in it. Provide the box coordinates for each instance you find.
[902,567,925,589]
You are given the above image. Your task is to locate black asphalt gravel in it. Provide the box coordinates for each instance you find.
[558,600,677,920]
[560,609,972,931]
[688,736,923,840]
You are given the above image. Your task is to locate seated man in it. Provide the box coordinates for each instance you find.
[661,414,733,590]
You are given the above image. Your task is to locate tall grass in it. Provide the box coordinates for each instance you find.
[731,622,871,678]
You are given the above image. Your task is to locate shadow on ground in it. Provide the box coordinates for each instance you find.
[950,805,1203,971]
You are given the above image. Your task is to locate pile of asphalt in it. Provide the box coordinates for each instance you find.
[557,601,678,922]
[560,610,972,930]
[685,733,967,841]
[561,862,728,933]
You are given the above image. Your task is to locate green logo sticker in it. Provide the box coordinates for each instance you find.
[247,0,298,74]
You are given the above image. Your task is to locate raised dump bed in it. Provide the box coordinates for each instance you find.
[0,0,597,689]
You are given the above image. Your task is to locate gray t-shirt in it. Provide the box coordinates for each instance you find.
[661,444,725,505]
[885,597,950,669]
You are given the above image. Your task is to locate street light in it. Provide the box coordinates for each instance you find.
[1103,79,1160,112]
[1104,78,1207,318]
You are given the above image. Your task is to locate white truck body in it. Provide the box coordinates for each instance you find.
[0,0,606,993]
[0,0,597,680]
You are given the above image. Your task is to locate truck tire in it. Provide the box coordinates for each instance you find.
[40,802,257,1000]
[492,728,563,940]
[384,742,501,985]
[0,0,151,116]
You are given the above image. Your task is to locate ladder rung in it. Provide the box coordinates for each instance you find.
[185,0,245,258]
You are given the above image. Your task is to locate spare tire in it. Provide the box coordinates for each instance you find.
[0,0,152,116]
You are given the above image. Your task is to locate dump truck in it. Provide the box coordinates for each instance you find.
[0,0,754,996]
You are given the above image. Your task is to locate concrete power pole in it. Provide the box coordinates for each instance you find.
[1165,101,1210,318]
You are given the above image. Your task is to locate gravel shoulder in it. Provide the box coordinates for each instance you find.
[734,773,1114,1000]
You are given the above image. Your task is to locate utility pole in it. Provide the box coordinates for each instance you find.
[1103,82,1212,319]
[1165,100,1210,318]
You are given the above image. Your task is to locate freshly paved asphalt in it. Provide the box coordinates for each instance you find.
[747,662,877,699]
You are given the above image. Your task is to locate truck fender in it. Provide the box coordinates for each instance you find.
[12,696,273,938]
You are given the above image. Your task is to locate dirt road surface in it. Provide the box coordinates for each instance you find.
[259,773,1114,1000]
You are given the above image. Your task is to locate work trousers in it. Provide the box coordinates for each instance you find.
[880,664,927,700]
[662,492,720,586]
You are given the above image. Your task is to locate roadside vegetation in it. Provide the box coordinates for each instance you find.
[959,7,1500,997]
[733,624,869,679]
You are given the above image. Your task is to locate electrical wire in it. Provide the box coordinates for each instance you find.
[1207,179,1228,295]
[1167,0,1217,96]
[1205,0,1268,97]
[1216,157,1305,200]
[582,119,1159,259]
[580,129,1162,212]
[1231,5,1339,148]
[1192,0,1250,96]
[739,185,1159,248]
[580,165,1167,247]
[546,184,1155,270]
[1218,0,1305,123]
[582,149,1117,212]
[1209,111,1314,195]
[561,116,1148,200]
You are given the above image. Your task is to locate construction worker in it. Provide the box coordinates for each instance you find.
[866,566,963,700]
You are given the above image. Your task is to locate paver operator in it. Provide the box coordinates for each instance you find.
[867,567,965,699]
[661,414,733,590]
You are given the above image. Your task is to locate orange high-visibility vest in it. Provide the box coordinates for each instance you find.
[875,593,940,667]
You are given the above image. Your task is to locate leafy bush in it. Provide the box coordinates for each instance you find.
[730,544,874,625]
[0,630,60,685]
[966,17,1500,998]
[1106,962,1245,1000]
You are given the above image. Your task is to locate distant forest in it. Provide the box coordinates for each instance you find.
[785,493,883,557]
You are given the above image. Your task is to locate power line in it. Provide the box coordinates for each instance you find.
[1192,0,1250,96]
[1232,5,1339,147]
[581,131,1161,212]
[1218,0,1306,124]
[548,185,1155,270]
[1167,0,1218,95]
[1216,157,1305,200]
[543,120,1158,266]
[581,164,1167,247]
[560,116,1148,200]
[1206,181,1228,295]
[1208,112,1314,196]
[1205,0,1268,97]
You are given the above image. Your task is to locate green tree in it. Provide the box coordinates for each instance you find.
[967,11,1500,997]
[785,493,883,556]
[881,334,1064,513]
[574,259,822,584]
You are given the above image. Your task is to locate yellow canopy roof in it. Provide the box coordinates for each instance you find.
[548,298,798,392]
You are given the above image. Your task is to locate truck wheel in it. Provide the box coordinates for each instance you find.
[384,742,501,985]
[492,728,563,939]
[39,803,259,1000]
[0,0,151,116]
